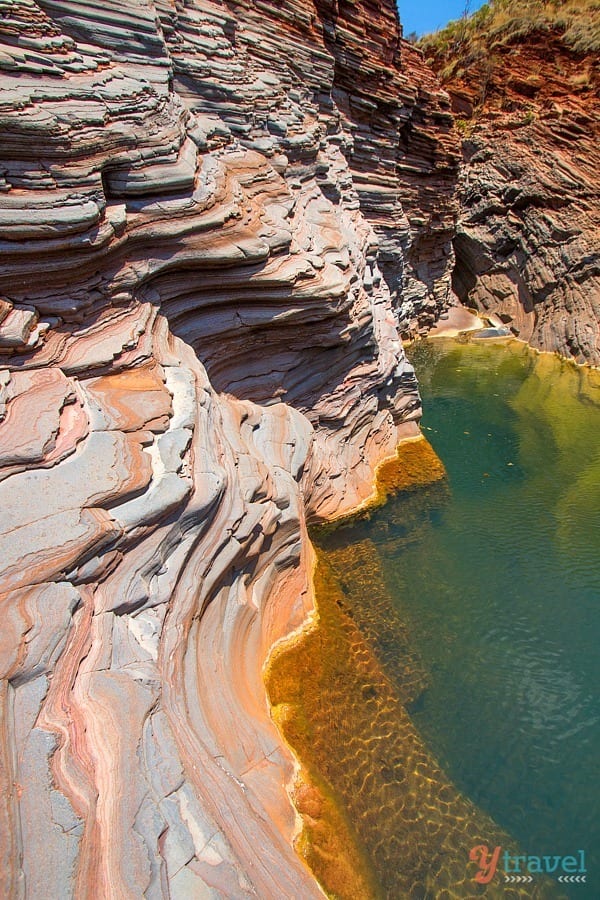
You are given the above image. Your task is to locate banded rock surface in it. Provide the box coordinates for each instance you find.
[0,0,459,897]
[423,13,600,363]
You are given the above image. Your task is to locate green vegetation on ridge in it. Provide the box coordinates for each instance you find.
[420,0,600,80]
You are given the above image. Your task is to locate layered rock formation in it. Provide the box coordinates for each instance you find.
[422,7,600,363]
[0,1,459,896]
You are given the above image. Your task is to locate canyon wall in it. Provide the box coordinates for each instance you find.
[0,1,459,896]
[424,19,600,364]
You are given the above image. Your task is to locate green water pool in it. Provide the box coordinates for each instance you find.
[317,339,600,897]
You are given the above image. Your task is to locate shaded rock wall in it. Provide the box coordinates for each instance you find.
[0,1,459,896]
[425,28,600,363]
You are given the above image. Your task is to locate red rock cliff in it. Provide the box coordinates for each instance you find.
[423,8,600,362]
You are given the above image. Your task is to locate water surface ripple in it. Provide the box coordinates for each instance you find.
[316,340,599,897]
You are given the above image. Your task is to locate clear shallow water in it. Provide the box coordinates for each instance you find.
[317,339,600,897]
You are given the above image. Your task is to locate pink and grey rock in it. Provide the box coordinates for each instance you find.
[0,1,461,896]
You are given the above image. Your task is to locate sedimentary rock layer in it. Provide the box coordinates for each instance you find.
[0,1,458,896]
[424,23,600,363]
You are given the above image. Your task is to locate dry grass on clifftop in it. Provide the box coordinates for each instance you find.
[420,0,600,84]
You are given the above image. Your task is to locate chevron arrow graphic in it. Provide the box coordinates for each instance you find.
[504,875,534,883]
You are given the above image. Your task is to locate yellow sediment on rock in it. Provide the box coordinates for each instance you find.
[266,560,381,900]
[265,440,445,898]
[328,435,447,527]
[266,451,563,898]
[374,436,446,500]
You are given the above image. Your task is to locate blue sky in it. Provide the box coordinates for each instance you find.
[398,0,487,37]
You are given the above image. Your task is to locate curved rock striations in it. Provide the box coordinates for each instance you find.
[311,0,461,335]
[422,10,600,363]
[156,0,461,337]
[0,0,457,896]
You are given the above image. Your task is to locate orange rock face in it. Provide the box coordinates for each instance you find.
[425,27,600,363]
[0,1,460,896]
